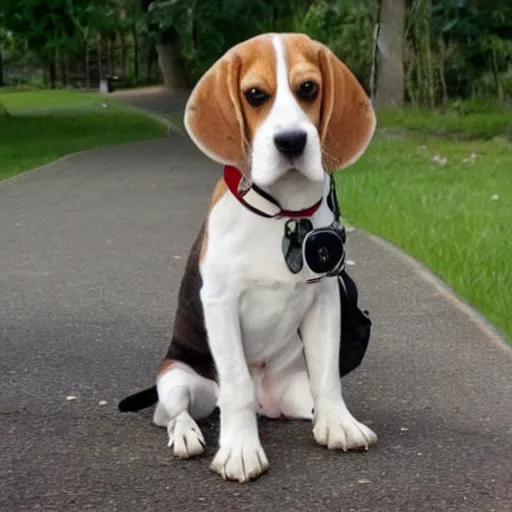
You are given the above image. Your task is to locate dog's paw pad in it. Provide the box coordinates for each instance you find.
[167,411,205,458]
[313,414,377,451]
[210,439,269,482]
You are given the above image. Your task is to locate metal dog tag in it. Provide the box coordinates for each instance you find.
[282,219,313,274]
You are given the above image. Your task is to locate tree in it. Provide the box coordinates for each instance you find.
[1,0,72,88]
[374,0,406,107]
[141,0,187,89]
[0,29,5,87]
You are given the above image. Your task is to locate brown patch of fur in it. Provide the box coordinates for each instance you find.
[249,360,267,377]
[158,359,176,377]
[316,42,375,170]
[185,34,276,168]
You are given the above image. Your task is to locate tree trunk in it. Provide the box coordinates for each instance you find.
[48,60,57,89]
[0,45,4,87]
[85,45,91,89]
[64,54,70,86]
[438,37,448,108]
[374,0,405,108]
[147,44,155,84]
[108,36,115,77]
[369,23,379,99]
[419,0,435,108]
[491,46,503,103]
[120,31,127,78]
[98,39,103,80]
[156,41,186,89]
[59,54,68,87]
[132,25,139,85]
[55,47,62,88]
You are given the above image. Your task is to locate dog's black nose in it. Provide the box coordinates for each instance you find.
[274,131,307,158]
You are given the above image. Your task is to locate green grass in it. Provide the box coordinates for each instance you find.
[0,88,117,112]
[0,89,166,180]
[336,127,512,343]
[377,106,512,140]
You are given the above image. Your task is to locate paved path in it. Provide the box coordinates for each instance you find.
[112,86,190,117]
[1,95,511,511]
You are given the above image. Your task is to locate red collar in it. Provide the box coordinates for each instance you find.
[223,166,323,219]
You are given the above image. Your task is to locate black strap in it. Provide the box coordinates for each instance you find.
[327,176,341,221]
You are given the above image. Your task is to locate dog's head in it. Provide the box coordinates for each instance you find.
[184,33,375,187]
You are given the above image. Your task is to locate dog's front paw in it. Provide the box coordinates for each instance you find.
[313,412,377,451]
[210,437,269,483]
[167,411,205,458]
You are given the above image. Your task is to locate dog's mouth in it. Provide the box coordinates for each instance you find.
[286,166,324,183]
[258,168,324,212]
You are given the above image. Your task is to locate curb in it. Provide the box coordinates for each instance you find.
[0,139,165,187]
[122,104,185,136]
[359,230,511,352]
[0,150,91,186]
[0,105,182,185]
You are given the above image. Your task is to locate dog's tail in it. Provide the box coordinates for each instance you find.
[118,385,158,412]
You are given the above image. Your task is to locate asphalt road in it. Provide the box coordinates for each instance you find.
[112,86,190,117]
[1,134,511,512]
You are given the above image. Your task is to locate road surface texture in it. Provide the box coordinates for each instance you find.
[1,116,511,511]
[112,86,190,119]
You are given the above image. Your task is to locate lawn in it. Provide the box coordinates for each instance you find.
[336,111,512,342]
[0,89,166,180]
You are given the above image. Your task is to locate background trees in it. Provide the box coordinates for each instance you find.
[0,0,510,108]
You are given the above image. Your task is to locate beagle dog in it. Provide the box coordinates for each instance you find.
[119,32,377,483]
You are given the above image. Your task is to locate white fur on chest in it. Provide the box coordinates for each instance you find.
[201,181,335,370]
[239,280,315,368]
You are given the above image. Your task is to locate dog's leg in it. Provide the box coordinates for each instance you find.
[155,361,218,458]
[301,278,377,451]
[259,353,314,420]
[201,280,269,483]
[278,368,314,420]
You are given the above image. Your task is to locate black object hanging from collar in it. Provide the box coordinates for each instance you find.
[281,176,347,278]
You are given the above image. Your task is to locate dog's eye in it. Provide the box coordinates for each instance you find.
[244,87,270,107]
[296,81,319,101]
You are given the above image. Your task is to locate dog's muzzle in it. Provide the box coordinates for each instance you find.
[282,218,346,277]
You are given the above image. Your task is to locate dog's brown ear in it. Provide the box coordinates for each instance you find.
[184,51,246,167]
[318,47,376,172]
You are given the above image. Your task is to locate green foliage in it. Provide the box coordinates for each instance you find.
[0,0,128,76]
[145,0,510,105]
[145,0,378,87]
[302,0,378,90]
[174,0,286,83]
[1,0,511,105]
[410,0,512,103]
